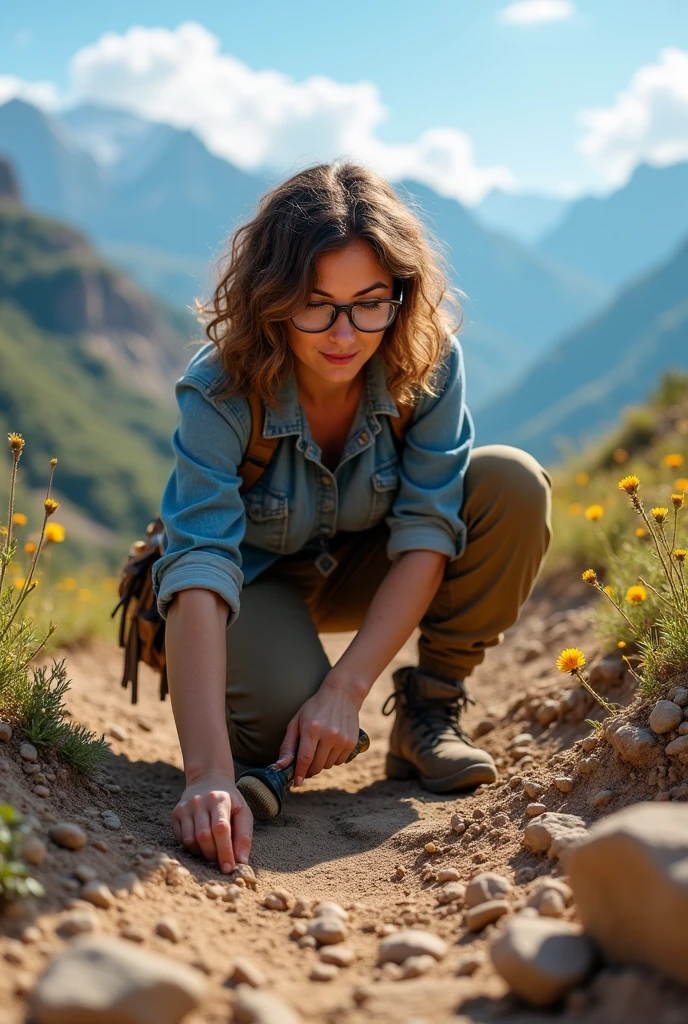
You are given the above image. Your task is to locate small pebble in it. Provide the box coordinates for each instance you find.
[465,899,510,932]
[456,955,483,976]
[0,722,13,741]
[119,924,146,943]
[524,781,544,799]
[424,842,438,853]
[399,954,435,979]
[509,776,522,790]
[33,785,50,798]
[437,868,461,883]
[472,808,486,821]
[108,724,129,741]
[554,777,574,793]
[591,789,613,809]
[319,945,355,967]
[101,811,121,831]
[92,840,109,853]
[230,863,257,889]
[437,882,465,905]
[21,836,46,866]
[649,701,683,735]
[307,916,347,945]
[80,880,115,910]
[311,963,339,982]
[526,802,546,817]
[290,897,311,918]
[49,823,87,851]
[290,922,308,939]
[474,719,496,737]
[56,911,98,938]
[450,814,466,835]
[581,735,598,752]
[205,883,226,900]
[297,934,317,949]
[155,918,182,943]
[264,888,294,912]
[231,957,265,988]
[20,742,38,762]
[313,901,348,921]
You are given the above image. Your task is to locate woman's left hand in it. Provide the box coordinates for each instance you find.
[275,671,365,786]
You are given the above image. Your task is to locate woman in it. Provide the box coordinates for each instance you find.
[152,162,552,874]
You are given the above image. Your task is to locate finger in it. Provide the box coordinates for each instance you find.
[210,797,235,873]
[334,734,359,766]
[307,737,333,778]
[323,744,345,771]
[275,716,300,769]
[294,733,318,787]
[192,798,217,862]
[179,811,202,856]
[171,814,183,844]
[231,799,254,865]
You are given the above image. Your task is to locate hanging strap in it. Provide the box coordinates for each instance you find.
[237,393,415,492]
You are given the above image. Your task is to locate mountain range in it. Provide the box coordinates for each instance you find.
[475,234,688,461]
[0,97,609,408]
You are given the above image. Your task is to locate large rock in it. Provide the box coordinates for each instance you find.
[464,872,512,909]
[522,812,588,861]
[567,802,688,985]
[378,929,447,964]
[605,720,661,767]
[29,935,205,1023]
[490,914,596,1006]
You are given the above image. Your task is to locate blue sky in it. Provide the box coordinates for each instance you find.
[2,0,687,202]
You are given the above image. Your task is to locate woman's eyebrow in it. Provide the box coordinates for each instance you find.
[311,281,389,298]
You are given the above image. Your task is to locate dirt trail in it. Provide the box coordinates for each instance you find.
[2,581,685,1023]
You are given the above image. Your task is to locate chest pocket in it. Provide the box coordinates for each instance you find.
[369,456,400,526]
[242,484,289,553]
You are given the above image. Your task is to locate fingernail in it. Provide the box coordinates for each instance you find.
[295,776,302,788]
[222,862,232,873]
[238,852,248,864]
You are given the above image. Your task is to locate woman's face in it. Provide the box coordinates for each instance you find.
[285,239,394,390]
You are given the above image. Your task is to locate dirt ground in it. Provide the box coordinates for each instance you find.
[2,580,687,1023]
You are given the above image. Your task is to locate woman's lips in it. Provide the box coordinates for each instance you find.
[321,351,358,365]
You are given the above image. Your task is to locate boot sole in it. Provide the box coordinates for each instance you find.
[385,753,497,794]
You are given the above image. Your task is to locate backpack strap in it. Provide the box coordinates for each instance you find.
[237,393,415,491]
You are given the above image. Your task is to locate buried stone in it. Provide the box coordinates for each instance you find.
[567,802,688,985]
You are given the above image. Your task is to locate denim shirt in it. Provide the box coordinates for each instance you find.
[152,334,474,626]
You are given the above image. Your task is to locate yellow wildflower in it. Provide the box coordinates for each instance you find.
[651,507,668,524]
[603,585,616,598]
[78,589,92,602]
[556,648,586,674]
[635,528,646,538]
[582,569,597,584]
[626,585,647,605]
[60,577,77,591]
[675,478,688,493]
[673,549,687,564]
[12,577,25,588]
[663,454,684,469]
[24,542,36,554]
[45,522,65,543]
[8,433,25,455]
[617,641,626,649]
[585,504,604,521]
[12,513,27,526]
[575,472,589,486]
[0,525,7,537]
[671,493,685,509]
[612,448,629,464]
[50,458,57,467]
[568,502,583,517]
[618,475,640,494]
[44,498,60,516]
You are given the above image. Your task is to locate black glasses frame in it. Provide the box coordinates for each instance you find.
[290,284,404,334]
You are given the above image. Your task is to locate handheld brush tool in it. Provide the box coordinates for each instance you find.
[236,729,370,820]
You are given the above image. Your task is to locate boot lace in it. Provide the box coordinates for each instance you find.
[382,678,477,747]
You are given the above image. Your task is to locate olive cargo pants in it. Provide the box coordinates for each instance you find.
[225,445,552,766]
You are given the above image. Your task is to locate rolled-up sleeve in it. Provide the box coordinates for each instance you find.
[151,380,247,624]
[387,335,474,562]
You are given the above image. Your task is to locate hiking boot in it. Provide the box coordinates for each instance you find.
[383,666,497,793]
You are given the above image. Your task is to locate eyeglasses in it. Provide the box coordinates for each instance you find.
[291,286,403,334]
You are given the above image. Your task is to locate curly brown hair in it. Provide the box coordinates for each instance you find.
[201,162,463,405]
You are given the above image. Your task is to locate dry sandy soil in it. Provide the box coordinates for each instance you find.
[2,579,687,1023]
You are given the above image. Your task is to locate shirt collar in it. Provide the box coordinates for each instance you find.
[262,348,400,439]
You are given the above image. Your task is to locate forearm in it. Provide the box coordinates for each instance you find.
[329,550,447,700]
[165,588,234,782]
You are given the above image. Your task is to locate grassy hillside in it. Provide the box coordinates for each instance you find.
[474,235,688,462]
[0,301,176,536]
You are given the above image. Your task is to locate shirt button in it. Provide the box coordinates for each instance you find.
[358,432,369,445]
[321,475,332,486]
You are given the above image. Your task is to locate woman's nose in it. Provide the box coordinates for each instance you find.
[330,309,356,342]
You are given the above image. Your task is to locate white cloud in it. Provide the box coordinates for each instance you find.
[497,1,575,25]
[66,22,515,205]
[578,47,688,186]
[0,74,59,111]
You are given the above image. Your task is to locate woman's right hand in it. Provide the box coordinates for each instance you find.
[171,769,253,871]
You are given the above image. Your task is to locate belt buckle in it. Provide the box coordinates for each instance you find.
[314,551,338,577]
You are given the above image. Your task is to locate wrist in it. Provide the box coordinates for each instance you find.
[322,667,371,708]
[184,761,236,786]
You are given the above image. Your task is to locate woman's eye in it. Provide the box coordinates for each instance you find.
[306,302,328,309]
[358,302,382,310]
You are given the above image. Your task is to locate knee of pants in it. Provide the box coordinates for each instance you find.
[465,444,552,523]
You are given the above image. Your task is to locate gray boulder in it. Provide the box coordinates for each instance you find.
[567,802,688,984]
[490,914,596,1006]
[30,935,205,1023]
